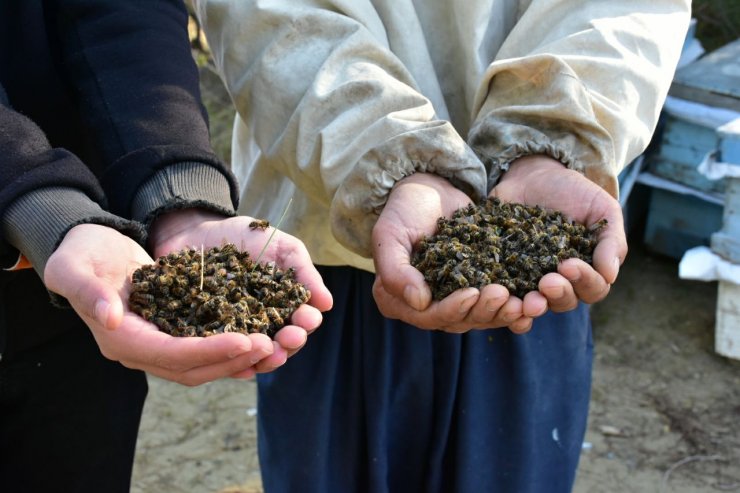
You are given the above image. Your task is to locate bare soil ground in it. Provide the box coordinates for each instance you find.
[130,62,740,493]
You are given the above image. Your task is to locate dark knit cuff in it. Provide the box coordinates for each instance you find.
[1,187,145,280]
[131,161,237,228]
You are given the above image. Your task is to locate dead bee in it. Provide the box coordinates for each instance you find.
[130,292,155,306]
[249,219,270,230]
[165,299,182,311]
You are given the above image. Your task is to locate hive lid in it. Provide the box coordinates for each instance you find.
[670,38,740,112]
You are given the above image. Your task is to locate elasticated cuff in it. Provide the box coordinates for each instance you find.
[1,187,145,280]
[480,138,579,192]
[130,161,237,228]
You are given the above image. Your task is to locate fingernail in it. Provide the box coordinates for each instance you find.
[548,285,565,299]
[404,284,422,310]
[613,257,621,281]
[228,346,251,359]
[94,299,111,328]
[232,371,256,380]
[459,293,478,313]
[248,345,273,364]
[486,295,506,312]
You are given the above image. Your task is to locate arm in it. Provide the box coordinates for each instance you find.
[467,1,690,315]
[468,0,692,195]
[48,0,237,224]
[0,83,144,278]
[198,1,526,331]
[196,0,488,257]
[6,1,330,382]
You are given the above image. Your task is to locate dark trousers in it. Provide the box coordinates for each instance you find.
[257,266,593,493]
[0,271,147,493]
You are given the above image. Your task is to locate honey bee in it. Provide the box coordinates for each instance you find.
[249,219,270,230]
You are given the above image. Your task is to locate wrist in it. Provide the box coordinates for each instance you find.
[394,172,458,194]
[147,207,227,251]
[498,155,568,185]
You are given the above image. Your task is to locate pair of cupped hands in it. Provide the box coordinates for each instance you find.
[44,156,626,386]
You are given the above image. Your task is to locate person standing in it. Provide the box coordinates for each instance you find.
[0,1,331,491]
[196,1,689,491]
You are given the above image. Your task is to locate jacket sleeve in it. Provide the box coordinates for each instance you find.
[0,84,143,278]
[467,0,691,198]
[49,0,238,225]
[196,0,488,257]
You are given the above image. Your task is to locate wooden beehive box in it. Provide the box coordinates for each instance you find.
[651,115,726,194]
[643,184,724,259]
[642,39,740,259]
[670,38,740,112]
[649,38,740,193]
[716,280,740,360]
[711,120,740,264]
[711,119,740,361]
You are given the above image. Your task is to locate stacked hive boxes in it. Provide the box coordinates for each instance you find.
[637,36,740,360]
[640,38,740,259]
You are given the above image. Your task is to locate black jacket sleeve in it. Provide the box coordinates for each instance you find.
[48,0,239,219]
[1,0,238,276]
[0,83,140,273]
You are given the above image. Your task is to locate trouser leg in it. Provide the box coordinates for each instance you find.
[0,328,148,493]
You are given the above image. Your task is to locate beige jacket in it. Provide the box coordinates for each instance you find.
[195,0,690,272]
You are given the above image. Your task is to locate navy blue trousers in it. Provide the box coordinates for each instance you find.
[257,266,592,493]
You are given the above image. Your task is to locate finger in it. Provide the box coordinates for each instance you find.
[538,272,578,313]
[253,341,289,373]
[103,317,273,372]
[497,296,525,327]
[468,284,509,324]
[508,316,534,334]
[521,290,548,318]
[455,294,525,331]
[229,367,257,380]
[372,280,475,330]
[288,304,323,334]
[558,259,611,304]
[373,241,432,312]
[275,238,334,312]
[273,325,308,352]
[592,238,627,285]
[56,265,125,331]
[434,288,481,325]
[137,351,262,386]
[591,216,628,285]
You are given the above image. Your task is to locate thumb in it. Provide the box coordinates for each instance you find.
[50,264,125,331]
[373,237,431,311]
[90,293,125,331]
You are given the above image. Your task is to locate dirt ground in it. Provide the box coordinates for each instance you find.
[130,239,740,493]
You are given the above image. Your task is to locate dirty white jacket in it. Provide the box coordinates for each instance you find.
[196,0,690,272]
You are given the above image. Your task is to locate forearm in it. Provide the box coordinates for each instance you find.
[1,187,145,280]
[50,0,238,218]
[468,0,691,197]
[198,0,487,257]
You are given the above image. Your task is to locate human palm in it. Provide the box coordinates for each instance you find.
[491,155,628,311]
[372,173,542,333]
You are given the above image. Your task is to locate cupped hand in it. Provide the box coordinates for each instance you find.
[148,208,333,372]
[491,155,628,312]
[371,173,540,333]
[44,223,276,385]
